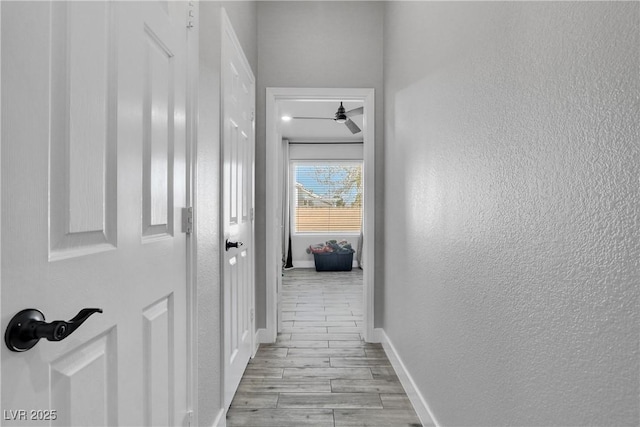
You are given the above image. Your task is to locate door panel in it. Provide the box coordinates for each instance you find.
[142,295,174,426]
[49,1,118,259]
[1,2,190,426]
[142,24,175,239]
[222,11,255,410]
[50,331,117,427]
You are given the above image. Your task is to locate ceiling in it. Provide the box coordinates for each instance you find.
[278,100,364,143]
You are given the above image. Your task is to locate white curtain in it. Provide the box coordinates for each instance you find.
[282,139,293,269]
[357,222,363,269]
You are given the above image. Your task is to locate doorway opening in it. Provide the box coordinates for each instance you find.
[264,88,376,343]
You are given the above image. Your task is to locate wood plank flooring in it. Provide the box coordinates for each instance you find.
[227,268,423,427]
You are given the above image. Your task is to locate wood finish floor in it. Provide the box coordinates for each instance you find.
[227,268,423,427]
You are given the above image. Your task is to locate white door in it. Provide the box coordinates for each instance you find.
[221,11,256,410]
[1,2,191,426]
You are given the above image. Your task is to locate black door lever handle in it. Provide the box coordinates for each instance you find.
[4,308,103,352]
[225,239,244,251]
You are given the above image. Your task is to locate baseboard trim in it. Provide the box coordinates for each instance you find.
[367,327,384,343]
[292,261,315,269]
[212,407,226,427]
[372,328,385,343]
[253,329,261,356]
[378,329,440,427]
[256,327,273,344]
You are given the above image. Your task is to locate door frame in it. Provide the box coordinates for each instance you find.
[0,1,3,405]
[185,1,199,425]
[264,87,376,342]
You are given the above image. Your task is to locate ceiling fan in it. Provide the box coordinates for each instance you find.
[292,102,364,134]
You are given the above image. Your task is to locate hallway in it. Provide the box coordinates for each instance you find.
[226,269,423,426]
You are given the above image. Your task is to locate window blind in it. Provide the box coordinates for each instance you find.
[293,162,363,233]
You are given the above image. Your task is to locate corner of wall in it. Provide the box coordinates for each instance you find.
[255,327,272,345]
[212,408,226,427]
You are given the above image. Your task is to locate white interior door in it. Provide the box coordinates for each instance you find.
[1,2,191,426]
[221,10,256,411]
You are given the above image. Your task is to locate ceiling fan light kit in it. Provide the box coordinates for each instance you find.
[290,101,363,134]
[334,102,348,123]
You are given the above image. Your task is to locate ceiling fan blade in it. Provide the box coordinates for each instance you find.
[345,106,363,117]
[291,116,334,120]
[344,118,361,134]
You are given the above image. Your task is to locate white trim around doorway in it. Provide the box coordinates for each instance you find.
[263,87,376,343]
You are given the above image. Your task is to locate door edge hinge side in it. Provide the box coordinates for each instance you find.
[187,1,196,30]
[182,207,194,234]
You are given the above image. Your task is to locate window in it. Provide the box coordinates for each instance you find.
[292,161,363,234]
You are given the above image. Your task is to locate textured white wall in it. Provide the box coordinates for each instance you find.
[383,2,639,426]
[256,1,384,327]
